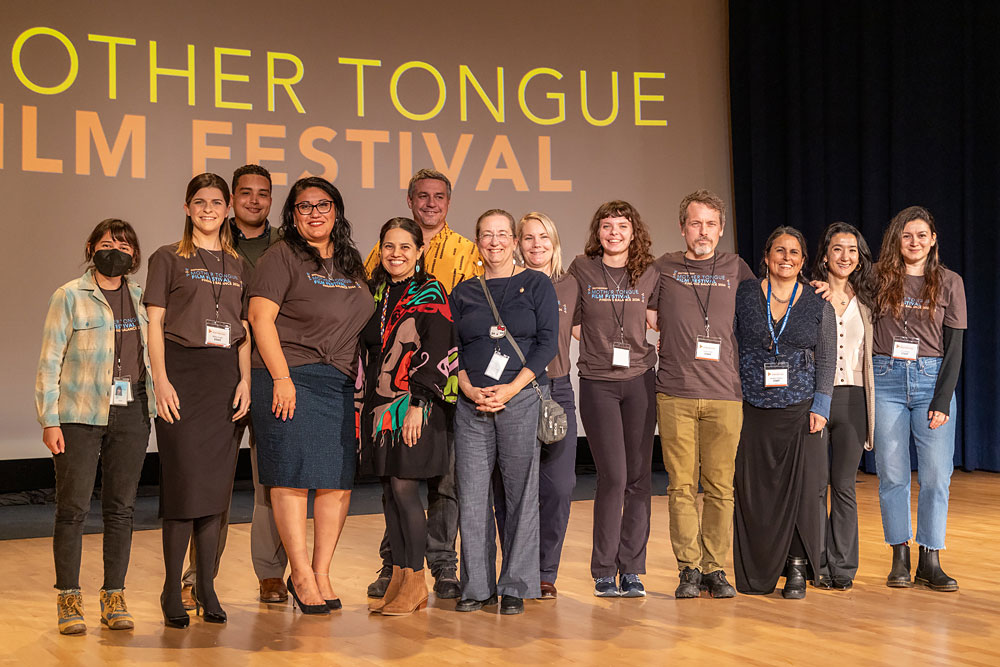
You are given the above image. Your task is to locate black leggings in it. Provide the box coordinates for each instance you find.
[382,477,426,571]
[162,513,225,615]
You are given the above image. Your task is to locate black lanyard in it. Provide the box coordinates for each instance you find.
[682,253,718,337]
[196,248,226,320]
[113,283,125,376]
[601,261,627,343]
[490,264,517,350]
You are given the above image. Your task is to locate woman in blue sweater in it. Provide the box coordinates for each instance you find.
[450,209,558,616]
[732,226,836,599]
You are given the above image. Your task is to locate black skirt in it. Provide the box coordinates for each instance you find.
[733,400,824,594]
[156,341,239,519]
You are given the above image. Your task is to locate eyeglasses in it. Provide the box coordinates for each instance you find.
[295,200,334,216]
[478,231,513,243]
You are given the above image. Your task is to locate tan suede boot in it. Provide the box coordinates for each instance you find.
[381,568,429,616]
[368,565,403,613]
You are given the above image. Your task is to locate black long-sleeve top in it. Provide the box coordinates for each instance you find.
[734,279,837,418]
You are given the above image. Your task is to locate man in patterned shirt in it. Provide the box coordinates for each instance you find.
[364,168,481,600]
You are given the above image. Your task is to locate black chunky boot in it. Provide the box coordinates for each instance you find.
[914,546,959,592]
[781,557,807,599]
[886,543,912,588]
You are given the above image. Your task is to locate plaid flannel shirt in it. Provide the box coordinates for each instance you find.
[35,270,156,428]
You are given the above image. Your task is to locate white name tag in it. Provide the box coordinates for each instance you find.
[485,350,510,380]
[205,320,232,348]
[892,336,919,361]
[695,336,722,362]
[764,362,789,388]
[612,343,631,368]
[110,378,131,406]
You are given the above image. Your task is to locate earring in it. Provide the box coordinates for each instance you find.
[415,262,421,273]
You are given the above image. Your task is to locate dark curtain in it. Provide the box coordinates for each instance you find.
[729,0,1000,472]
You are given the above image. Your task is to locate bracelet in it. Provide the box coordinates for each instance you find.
[272,376,291,381]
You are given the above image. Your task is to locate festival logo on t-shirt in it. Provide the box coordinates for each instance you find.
[671,270,732,289]
[586,286,647,302]
[903,295,930,311]
[307,273,359,289]
[115,316,139,333]
[184,268,242,288]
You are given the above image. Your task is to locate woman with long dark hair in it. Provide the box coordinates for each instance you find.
[247,177,374,614]
[733,226,836,599]
[872,206,966,592]
[568,201,658,598]
[36,219,154,634]
[146,173,251,627]
[811,222,876,591]
[359,217,457,616]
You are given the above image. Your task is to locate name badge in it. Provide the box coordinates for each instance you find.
[489,325,507,340]
[205,320,232,348]
[764,362,789,388]
[110,378,131,406]
[612,342,631,368]
[485,350,510,380]
[892,336,919,361]
[695,336,722,362]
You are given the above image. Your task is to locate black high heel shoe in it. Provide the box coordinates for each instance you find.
[160,591,190,629]
[287,576,330,615]
[191,585,227,623]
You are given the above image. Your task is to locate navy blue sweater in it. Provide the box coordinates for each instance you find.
[450,269,558,388]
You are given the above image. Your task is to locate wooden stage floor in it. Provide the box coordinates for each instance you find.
[2,471,998,666]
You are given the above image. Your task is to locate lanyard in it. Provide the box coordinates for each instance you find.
[682,253,718,336]
[490,264,517,350]
[113,283,125,376]
[601,261,627,343]
[196,248,226,320]
[765,280,798,356]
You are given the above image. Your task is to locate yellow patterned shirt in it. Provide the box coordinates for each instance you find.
[364,221,482,293]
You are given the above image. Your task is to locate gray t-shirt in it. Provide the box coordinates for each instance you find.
[144,244,247,348]
[100,283,144,383]
[873,269,967,357]
[249,241,374,376]
[654,251,755,401]
[569,254,658,381]
[547,272,579,379]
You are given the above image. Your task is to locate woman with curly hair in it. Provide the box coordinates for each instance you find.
[872,206,966,592]
[247,177,374,614]
[568,201,658,598]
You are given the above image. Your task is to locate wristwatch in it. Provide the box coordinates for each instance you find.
[409,395,429,409]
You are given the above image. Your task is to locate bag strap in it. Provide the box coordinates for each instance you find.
[478,275,543,398]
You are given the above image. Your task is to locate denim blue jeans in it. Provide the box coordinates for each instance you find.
[873,355,956,550]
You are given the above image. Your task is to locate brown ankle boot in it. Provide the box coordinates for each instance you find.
[368,566,403,613]
[381,568,429,616]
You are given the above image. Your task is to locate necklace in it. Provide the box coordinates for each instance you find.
[771,292,791,304]
[199,247,222,261]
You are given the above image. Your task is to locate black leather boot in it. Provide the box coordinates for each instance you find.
[781,557,807,599]
[886,543,912,588]
[914,546,959,592]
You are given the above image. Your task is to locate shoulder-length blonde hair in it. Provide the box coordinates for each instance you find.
[515,211,565,279]
[176,172,239,259]
[583,200,654,286]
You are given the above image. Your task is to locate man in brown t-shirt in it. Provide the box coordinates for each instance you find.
[654,190,755,600]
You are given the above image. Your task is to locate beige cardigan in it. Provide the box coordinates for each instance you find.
[857,301,876,450]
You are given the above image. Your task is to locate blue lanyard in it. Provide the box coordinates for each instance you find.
[765,280,798,356]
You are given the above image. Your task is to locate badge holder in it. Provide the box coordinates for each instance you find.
[764,362,789,388]
[111,377,131,406]
[695,335,723,362]
[612,342,631,368]
[205,320,232,348]
[485,349,510,380]
[891,336,919,361]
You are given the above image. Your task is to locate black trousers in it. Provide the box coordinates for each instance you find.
[52,387,150,590]
[819,385,867,579]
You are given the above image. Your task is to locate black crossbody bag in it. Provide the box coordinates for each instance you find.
[478,275,568,444]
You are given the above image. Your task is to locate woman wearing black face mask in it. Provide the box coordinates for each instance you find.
[36,219,156,635]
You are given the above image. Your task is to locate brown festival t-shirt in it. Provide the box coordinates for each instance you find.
[100,284,145,383]
[547,272,579,379]
[569,255,658,381]
[144,244,247,348]
[654,251,756,401]
[873,269,967,357]
[249,240,375,376]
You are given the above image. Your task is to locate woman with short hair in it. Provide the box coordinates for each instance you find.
[36,219,154,634]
